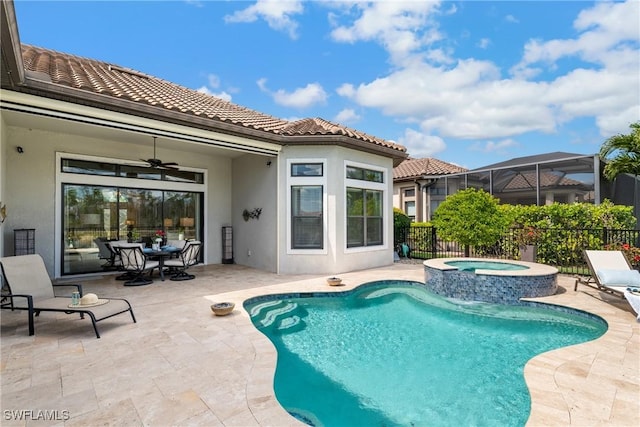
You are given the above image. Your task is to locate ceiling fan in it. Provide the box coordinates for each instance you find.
[141,136,179,170]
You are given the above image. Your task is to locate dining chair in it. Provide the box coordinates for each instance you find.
[117,244,160,286]
[164,240,202,281]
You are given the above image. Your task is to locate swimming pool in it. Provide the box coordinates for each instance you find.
[444,259,530,271]
[424,258,558,303]
[245,281,606,427]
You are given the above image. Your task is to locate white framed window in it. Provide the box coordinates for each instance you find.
[286,159,327,254]
[344,161,387,251]
[405,200,416,221]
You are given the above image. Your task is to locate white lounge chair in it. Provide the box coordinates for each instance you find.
[575,250,640,297]
[0,254,136,338]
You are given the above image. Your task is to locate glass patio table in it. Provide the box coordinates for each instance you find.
[143,246,181,281]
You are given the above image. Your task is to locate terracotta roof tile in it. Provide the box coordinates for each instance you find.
[18,45,406,155]
[503,171,584,190]
[394,157,467,180]
[281,118,405,152]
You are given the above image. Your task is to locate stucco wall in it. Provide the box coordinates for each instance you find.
[232,154,278,272]
[0,114,6,258]
[277,145,395,275]
[2,125,232,277]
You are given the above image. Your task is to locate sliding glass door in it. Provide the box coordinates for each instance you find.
[62,184,202,275]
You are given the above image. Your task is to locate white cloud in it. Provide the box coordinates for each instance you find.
[397,128,446,158]
[195,73,233,101]
[207,74,221,89]
[336,83,355,97]
[477,38,490,49]
[504,14,519,24]
[336,0,638,142]
[224,0,304,39]
[329,1,442,64]
[258,78,327,109]
[334,108,360,124]
[469,139,520,154]
[196,86,232,102]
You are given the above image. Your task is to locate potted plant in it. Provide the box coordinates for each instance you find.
[515,226,541,262]
[154,230,166,250]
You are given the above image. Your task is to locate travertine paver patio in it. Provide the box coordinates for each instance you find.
[1,262,638,426]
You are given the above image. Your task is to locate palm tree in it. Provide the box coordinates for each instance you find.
[599,122,640,220]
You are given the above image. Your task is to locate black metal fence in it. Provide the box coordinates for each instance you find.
[394,226,640,275]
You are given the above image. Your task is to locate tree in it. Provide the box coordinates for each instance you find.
[432,188,509,256]
[600,122,640,180]
[600,122,640,219]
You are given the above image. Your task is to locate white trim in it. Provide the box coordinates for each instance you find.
[286,158,327,255]
[54,152,208,277]
[343,160,388,253]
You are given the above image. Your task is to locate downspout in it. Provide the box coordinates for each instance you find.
[593,155,601,205]
[535,164,541,206]
[415,178,436,222]
[276,153,281,274]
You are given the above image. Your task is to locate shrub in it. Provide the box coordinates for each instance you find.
[432,188,509,256]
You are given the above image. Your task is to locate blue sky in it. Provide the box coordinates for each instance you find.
[13,0,640,169]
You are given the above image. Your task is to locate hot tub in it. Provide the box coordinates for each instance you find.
[423,258,558,304]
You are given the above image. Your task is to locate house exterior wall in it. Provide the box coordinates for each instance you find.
[0,114,6,258]
[277,145,394,275]
[232,153,278,272]
[0,122,234,277]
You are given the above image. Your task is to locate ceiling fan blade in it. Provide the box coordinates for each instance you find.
[161,162,179,166]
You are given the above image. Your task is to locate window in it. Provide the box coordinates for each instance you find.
[291,163,323,177]
[288,160,326,252]
[347,188,383,247]
[429,185,447,196]
[62,158,204,184]
[291,186,323,249]
[404,188,415,197]
[405,201,416,221]
[345,163,386,249]
[346,166,384,183]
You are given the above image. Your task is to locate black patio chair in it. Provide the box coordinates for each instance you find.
[117,244,160,286]
[164,240,202,281]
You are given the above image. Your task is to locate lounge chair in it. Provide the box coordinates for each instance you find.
[0,254,136,338]
[575,250,640,297]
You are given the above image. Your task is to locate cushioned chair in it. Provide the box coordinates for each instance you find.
[117,244,160,286]
[0,254,136,338]
[109,240,135,280]
[164,240,202,281]
[575,250,640,297]
[94,237,117,270]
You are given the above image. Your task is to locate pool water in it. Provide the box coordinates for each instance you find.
[444,260,530,271]
[245,281,606,427]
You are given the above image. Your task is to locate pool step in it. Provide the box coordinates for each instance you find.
[250,300,308,334]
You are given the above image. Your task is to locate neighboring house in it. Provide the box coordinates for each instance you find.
[394,151,639,226]
[0,1,408,278]
[393,157,468,222]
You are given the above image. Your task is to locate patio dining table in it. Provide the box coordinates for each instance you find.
[143,247,180,281]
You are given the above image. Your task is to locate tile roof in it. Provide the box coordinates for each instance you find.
[17,44,406,155]
[502,171,586,191]
[393,157,468,180]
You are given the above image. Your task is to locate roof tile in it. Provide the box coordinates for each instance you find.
[394,157,467,179]
[18,44,405,156]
